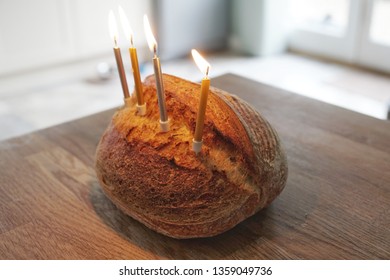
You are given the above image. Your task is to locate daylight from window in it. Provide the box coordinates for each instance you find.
[290,0,350,35]
[370,0,390,46]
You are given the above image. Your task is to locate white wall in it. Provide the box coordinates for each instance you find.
[152,0,229,60]
[230,0,289,56]
[0,0,151,76]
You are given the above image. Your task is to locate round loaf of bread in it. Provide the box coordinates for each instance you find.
[95,74,288,239]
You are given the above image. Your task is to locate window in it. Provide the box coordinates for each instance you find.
[289,0,390,73]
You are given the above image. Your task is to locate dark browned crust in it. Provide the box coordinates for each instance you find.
[95,74,287,238]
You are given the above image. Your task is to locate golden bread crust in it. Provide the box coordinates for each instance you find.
[95,74,287,238]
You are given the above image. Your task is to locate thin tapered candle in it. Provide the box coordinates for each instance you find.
[108,10,130,103]
[192,49,211,154]
[193,77,210,141]
[144,15,169,132]
[118,6,146,115]
[130,48,144,104]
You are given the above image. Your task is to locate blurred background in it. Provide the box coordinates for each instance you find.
[1,0,390,141]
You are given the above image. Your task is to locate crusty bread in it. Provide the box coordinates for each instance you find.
[95,74,288,239]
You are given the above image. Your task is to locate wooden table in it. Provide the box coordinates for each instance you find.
[1,74,389,260]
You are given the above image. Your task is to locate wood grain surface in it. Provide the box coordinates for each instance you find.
[0,74,389,259]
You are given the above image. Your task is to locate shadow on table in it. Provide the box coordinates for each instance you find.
[89,181,279,259]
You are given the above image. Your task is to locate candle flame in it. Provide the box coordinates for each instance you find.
[118,6,134,46]
[191,49,211,77]
[143,15,157,54]
[108,10,119,47]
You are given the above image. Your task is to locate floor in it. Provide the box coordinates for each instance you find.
[1,51,390,141]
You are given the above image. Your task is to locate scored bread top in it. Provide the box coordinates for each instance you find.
[114,74,258,184]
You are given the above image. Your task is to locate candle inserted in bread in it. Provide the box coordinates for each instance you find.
[191,49,211,154]
[143,15,169,132]
[118,6,146,115]
[108,10,130,105]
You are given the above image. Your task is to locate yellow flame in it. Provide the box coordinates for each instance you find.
[108,10,118,47]
[118,6,133,45]
[143,14,157,53]
[191,49,210,77]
